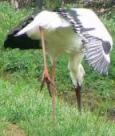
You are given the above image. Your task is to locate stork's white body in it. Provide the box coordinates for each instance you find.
[17,10,82,56]
[16,8,113,87]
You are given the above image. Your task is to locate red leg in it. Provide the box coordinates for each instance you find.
[39,27,51,91]
[50,58,57,120]
[39,27,57,120]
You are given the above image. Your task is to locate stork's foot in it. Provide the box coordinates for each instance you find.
[40,69,55,96]
[40,69,57,120]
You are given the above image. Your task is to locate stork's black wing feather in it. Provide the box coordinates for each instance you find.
[4,15,41,49]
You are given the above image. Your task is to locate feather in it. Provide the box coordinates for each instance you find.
[11,8,113,74]
[4,15,41,49]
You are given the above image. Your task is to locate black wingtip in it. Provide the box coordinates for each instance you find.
[3,15,42,50]
[4,33,41,50]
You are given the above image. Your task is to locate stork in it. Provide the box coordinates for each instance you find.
[4,8,113,119]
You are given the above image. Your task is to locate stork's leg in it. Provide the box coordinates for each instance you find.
[51,58,56,83]
[50,58,57,120]
[39,27,57,120]
[68,54,85,112]
[46,58,56,96]
[39,27,51,91]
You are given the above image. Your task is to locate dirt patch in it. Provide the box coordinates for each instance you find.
[58,90,102,110]
[107,108,115,122]
[58,90,115,121]
[5,124,25,136]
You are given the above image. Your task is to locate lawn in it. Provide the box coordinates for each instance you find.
[0,2,115,136]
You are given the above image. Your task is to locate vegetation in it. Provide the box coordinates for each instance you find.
[0,2,115,136]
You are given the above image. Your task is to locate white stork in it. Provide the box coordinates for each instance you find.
[6,8,113,119]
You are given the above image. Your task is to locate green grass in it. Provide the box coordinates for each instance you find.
[0,2,115,136]
[0,79,115,136]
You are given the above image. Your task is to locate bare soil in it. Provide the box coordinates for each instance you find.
[5,124,25,136]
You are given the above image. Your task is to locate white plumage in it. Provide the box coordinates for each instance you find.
[15,8,113,114]
[16,10,70,37]
[16,8,113,74]
[75,8,112,44]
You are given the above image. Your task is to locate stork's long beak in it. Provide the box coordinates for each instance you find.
[75,83,82,112]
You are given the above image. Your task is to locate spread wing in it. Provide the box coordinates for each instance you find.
[65,8,113,75]
[75,8,113,75]
[85,36,112,74]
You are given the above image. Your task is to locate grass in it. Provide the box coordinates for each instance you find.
[0,2,115,136]
[0,79,115,136]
